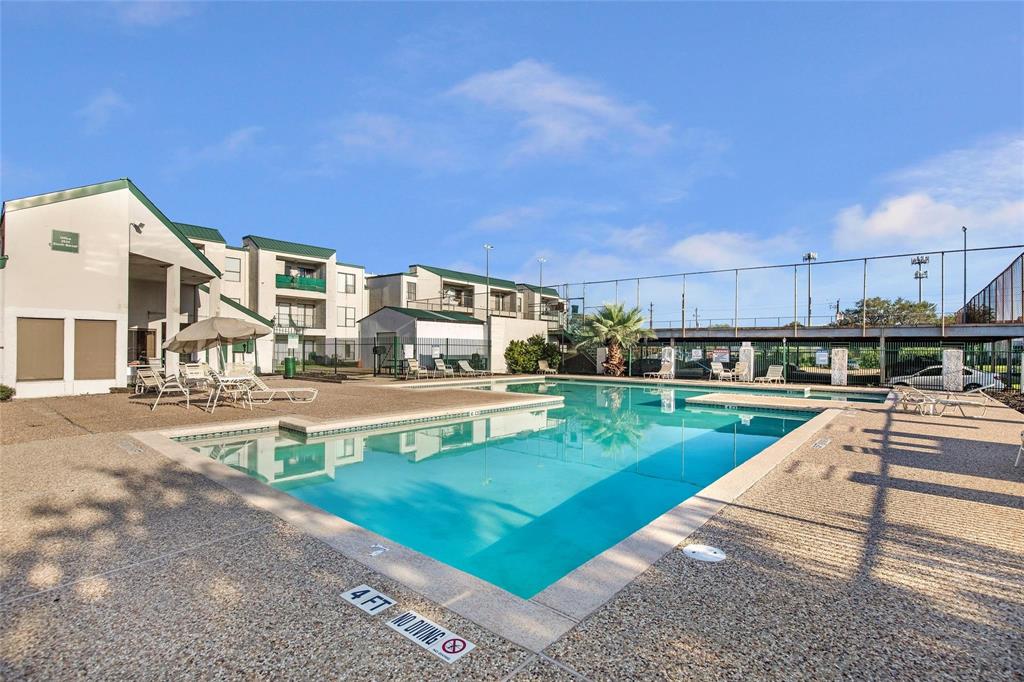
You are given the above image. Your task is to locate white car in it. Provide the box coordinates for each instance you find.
[888,365,1004,391]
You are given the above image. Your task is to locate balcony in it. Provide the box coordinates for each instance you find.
[276,273,326,293]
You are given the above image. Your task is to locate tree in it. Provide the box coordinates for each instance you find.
[504,334,561,373]
[835,297,939,327]
[574,303,656,376]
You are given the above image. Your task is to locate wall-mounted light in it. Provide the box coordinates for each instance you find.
[130,222,145,234]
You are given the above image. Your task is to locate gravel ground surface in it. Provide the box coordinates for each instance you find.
[2,381,1022,679]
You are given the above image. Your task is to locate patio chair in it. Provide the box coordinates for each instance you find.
[537,360,558,375]
[893,385,938,415]
[710,362,728,381]
[754,365,785,384]
[403,358,434,380]
[457,360,490,377]
[136,367,190,411]
[204,372,253,413]
[731,361,750,382]
[180,363,213,391]
[643,360,674,380]
[433,357,456,378]
[247,375,319,404]
[1016,430,1022,468]
[934,383,997,418]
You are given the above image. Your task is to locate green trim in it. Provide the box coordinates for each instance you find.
[244,234,335,259]
[413,264,517,290]
[336,260,365,270]
[174,222,226,243]
[226,245,247,252]
[367,306,484,325]
[4,178,128,212]
[366,271,411,279]
[521,283,560,297]
[198,284,274,326]
[0,255,7,269]
[126,182,221,278]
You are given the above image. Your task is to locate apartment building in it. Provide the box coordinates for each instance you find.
[241,235,367,368]
[0,178,271,397]
[366,264,564,327]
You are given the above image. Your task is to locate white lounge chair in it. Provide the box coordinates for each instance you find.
[934,383,997,418]
[181,363,213,391]
[403,358,434,380]
[247,375,319,404]
[457,360,490,376]
[710,362,728,381]
[1016,430,1022,468]
[136,367,190,410]
[204,372,253,413]
[537,360,558,375]
[643,360,674,380]
[754,365,785,384]
[433,358,456,378]
[731,361,750,382]
[893,385,938,415]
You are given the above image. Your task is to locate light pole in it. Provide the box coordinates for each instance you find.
[802,252,817,326]
[537,256,547,320]
[911,255,929,303]
[962,226,967,309]
[484,244,493,319]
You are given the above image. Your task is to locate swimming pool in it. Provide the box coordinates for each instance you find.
[187,381,811,598]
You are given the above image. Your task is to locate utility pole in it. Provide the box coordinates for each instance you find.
[537,256,547,321]
[911,255,929,303]
[802,252,817,326]
[649,301,654,330]
[835,299,841,324]
[694,307,699,328]
[962,226,968,308]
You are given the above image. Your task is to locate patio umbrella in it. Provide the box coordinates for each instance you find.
[162,316,271,354]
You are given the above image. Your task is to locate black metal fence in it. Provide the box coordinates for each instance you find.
[272,336,490,376]
[604,339,1022,391]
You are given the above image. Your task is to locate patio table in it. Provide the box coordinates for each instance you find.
[204,376,254,413]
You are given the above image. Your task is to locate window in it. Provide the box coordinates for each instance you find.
[277,302,317,328]
[406,282,417,302]
[74,320,116,380]
[339,272,356,294]
[337,306,356,327]
[17,318,64,381]
[224,257,241,282]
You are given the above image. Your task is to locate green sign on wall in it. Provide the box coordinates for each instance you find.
[50,230,79,253]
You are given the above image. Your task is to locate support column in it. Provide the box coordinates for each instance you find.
[830,348,848,386]
[738,343,755,381]
[942,349,964,392]
[209,277,222,317]
[165,264,181,375]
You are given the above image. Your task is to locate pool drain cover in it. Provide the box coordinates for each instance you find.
[683,544,726,563]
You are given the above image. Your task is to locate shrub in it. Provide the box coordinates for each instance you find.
[504,335,561,374]
[0,384,14,401]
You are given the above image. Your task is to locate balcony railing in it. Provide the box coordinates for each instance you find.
[276,274,326,293]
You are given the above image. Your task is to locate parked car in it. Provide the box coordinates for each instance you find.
[887,365,1005,391]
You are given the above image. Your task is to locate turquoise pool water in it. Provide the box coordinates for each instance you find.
[188,381,811,598]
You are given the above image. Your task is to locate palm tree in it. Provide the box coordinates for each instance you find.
[575,303,655,376]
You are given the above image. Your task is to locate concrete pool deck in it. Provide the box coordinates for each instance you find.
[2,377,1023,679]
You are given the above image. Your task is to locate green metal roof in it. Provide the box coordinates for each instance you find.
[244,235,336,259]
[413,264,517,290]
[198,284,274,326]
[3,178,221,278]
[521,283,560,297]
[174,222,226,243]
[376,306,484,324]
[337,260,365,270]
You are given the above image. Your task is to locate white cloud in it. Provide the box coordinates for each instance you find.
[173,126,264,170]
[449,59,671,159]
[316,113,462,172]
[833,134,1024,251]
[76,88,131,133]
[115,2,194,27]
[471,197,621,232]
[472,205,549,231]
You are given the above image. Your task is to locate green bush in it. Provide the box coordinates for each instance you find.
[0,384,14,401]
[504,335,561,373]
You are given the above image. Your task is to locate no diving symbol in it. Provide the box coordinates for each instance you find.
[441,638,466,655]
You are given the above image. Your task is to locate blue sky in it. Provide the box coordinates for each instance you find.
[3,2,1022,323]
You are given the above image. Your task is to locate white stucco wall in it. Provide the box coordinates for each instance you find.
[488,317,548,373]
